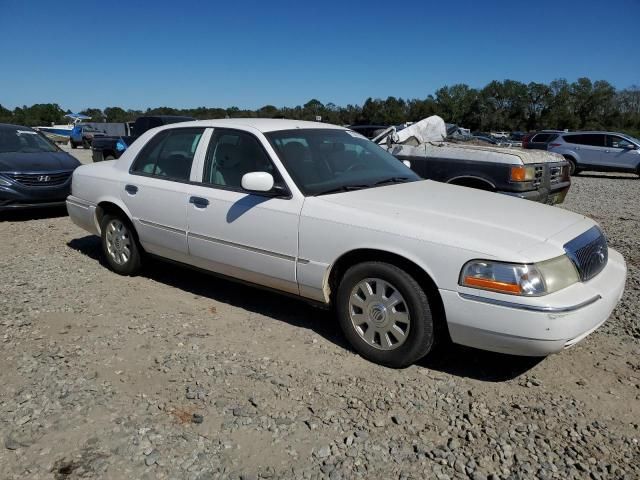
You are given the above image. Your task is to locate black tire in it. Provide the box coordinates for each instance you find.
[82,139,91,149]
[336,261,434,368]
[100,213,142,275]
[70,141,77,149]
[565,157,579,176]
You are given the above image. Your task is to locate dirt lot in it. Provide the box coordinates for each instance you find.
[0,150,638,479]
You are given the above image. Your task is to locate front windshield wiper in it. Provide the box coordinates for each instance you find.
[373,176,412,186]
[314,184,371,196]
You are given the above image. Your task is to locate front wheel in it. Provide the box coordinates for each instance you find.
[100,214,142,275]
[336,262,434,368]
[70,140,77,149]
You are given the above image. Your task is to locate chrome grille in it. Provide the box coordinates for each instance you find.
[549,164,563,185]
[533,166,543,187]
[7,171,72,187]
[564,227,608,282]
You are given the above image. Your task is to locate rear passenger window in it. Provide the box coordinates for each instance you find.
[582,134,605,147]
[131,128,205,181]
[562,134,583,145]
[532,133,552,143]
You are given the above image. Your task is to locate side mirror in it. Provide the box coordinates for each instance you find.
[241,171,274,192]
[403,160,411,168]
[622,143,637,150]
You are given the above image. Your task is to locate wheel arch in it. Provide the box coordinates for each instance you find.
[446,175,496,191]
[326,248,449,340]
[94,198,134,235]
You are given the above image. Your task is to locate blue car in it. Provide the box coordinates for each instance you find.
[69,124,104,149]
[0,124,81,211]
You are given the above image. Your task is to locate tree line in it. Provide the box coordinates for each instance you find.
[1,78,639,136]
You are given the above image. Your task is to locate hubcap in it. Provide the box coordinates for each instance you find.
[348,278,411,351]
[105,219,132,265]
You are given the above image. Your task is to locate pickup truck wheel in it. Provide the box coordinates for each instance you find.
[100,214,142,275]
[70,141,77,149]
[336,262,434,368]
[82,139,91,149]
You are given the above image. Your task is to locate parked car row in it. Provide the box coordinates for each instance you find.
[64,118,626,368]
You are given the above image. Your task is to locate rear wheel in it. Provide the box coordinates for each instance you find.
[70,140,77,149]
[336,262,434,368]
[100,214,142,275]
[82,139,91,149]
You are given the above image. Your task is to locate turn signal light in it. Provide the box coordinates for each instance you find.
[462,276,522,294]
[510,165,535,182]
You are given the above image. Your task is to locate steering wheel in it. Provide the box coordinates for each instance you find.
[346,162,367,172]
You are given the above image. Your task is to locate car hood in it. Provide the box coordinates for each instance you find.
[312,180,593,262]
[0,151,81,172]
[386,142,565,165]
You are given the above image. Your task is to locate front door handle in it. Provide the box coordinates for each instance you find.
[125,184,138,195]
[189,196,209,208]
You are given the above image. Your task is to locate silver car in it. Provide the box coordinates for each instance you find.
[547,131,640,176]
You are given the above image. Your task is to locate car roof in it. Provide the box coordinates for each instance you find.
[560,131,630,135]
[158,118,347,133]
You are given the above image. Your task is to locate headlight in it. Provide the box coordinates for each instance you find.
[460,255,579,296]
[0,176,11,187]
[510,165,536,182]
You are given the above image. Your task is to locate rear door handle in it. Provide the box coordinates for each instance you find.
[125,184,138,195]
[189,196,209,208]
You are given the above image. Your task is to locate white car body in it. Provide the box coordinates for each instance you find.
[66,119,627,357]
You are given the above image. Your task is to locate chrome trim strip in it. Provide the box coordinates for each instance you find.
[189,232,296,262]
[459,292,602,313]
[138,219,186,235]
[66,198,91,210]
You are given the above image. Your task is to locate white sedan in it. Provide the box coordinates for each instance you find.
[66,119,627,367]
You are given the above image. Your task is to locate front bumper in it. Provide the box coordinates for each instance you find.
[441,248,626,356]
[0,182,72,211]
[499,181,570,205]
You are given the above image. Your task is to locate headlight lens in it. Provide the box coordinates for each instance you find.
[460,255,579,296]
[510,165,536,182]
[0,176,11,187]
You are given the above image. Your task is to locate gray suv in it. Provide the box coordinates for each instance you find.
[546,131,640,176]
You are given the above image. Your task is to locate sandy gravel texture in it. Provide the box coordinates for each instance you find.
[0,159,638,479]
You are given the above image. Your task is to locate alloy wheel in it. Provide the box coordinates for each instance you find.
[348,278,411,350]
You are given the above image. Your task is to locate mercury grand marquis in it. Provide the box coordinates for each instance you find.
[66,119,627,367]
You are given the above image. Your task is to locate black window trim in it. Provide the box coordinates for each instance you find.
[195,127,293,199]
[128,127,207,183]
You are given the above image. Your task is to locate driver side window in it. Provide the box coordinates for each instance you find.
[607,135,633,149]
[203,130,275,189]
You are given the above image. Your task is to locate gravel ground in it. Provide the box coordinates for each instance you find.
[0,153,638,479]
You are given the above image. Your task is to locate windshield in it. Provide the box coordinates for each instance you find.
[266,128,420,196]
[0,127,58,154]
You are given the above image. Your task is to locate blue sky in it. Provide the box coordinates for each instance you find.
[1,0,638,112]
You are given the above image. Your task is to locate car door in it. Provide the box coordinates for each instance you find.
[604,135,640,170]
[185,128,302,294]
[120,127,206,263]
